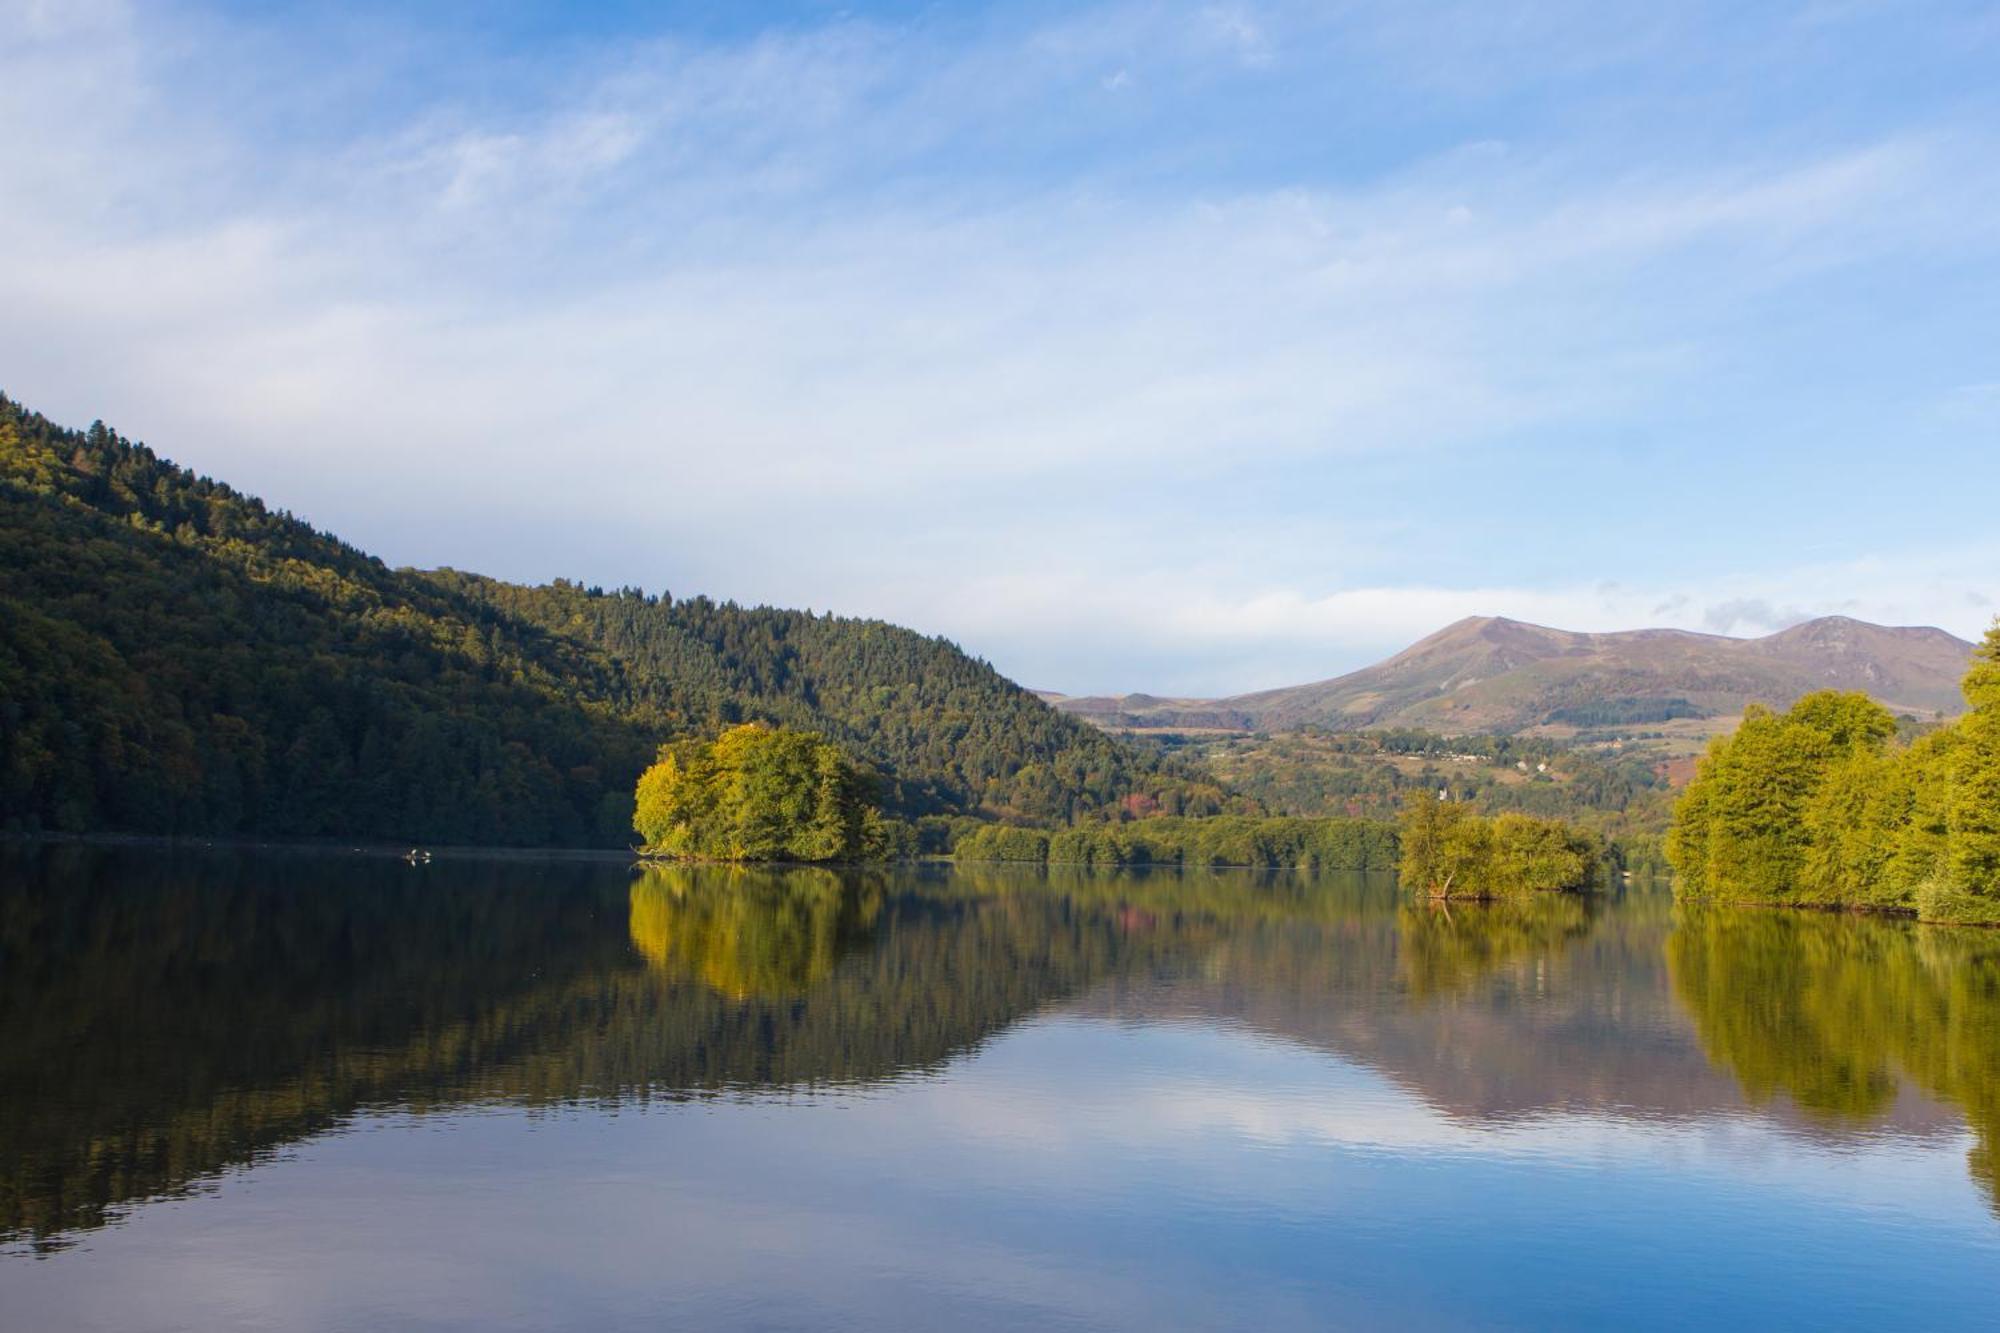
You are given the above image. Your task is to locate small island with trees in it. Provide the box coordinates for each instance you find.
[633,723,887,863]
[1396,799,1600,899]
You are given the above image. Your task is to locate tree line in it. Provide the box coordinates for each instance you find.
[952,814,1400,871]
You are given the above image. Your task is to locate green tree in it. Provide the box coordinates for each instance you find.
[1798,748,1902,908]
[1884,728,1956,902]
[1397,792,1469,895]
[954,814,1398,870]
[1666,692,1895,903]
[1399,797,1595,898]
[1487,812,1598,896]
[1927,621,2000,923]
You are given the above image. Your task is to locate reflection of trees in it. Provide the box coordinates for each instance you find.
[629,866,883,998]
[13,841,1997,1261]
[958,863,1406,931]
[1070,888,1753,1134]
[0,850,1216,1252]
[1395,894,1598,1001]
[0,846,634,1252]
[1669,906,2000,1214]
[4,855,1608,1253]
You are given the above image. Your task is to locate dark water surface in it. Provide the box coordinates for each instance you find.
[3,845,1998,1330]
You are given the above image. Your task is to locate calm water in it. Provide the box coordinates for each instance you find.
[3,847,1999,1330]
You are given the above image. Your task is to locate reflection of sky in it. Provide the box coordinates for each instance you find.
[7,1015,1996,1331]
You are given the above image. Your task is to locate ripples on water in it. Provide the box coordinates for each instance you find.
[2,845,1997,1329]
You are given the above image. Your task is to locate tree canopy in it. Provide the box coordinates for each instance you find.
[634,724,880,862]
[1396,797,1599,898]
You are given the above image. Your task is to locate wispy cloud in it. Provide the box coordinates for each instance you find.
[2,0,1996,692]
[903,543,2000,692]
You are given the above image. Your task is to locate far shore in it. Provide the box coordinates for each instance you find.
[0,830,636,864]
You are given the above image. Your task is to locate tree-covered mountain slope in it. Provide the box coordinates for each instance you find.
[0,396,1216,843]
[429,571,1221,821]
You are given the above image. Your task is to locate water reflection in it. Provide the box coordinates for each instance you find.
[0,845,632,1249]
[3,842,1999,1263]
[629,866,885,998]
[0,849,1187,1251]
[1669,904,2000,1214]
[1395,893,1598,1001]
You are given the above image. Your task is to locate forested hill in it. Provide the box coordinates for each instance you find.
[0,396,1218,845]
[427,572,1216,821]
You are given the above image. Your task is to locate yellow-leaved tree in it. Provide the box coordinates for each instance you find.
[633,723,880,862]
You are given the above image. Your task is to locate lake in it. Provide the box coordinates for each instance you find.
[3,844,1998,1330]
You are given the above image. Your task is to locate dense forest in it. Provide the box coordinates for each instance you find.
[440,570,1233,823]
[0,396,1222,845]
[1665,624,2000,923]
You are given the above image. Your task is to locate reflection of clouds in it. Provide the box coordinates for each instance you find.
[3,1019,1989,1332]
[899,1017,1982,1220]
[13,858,2000,1325]
[2,1104,1301,1331]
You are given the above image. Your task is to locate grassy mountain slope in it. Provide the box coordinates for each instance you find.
[0,395,1214,843]
[1055,614,1975,736]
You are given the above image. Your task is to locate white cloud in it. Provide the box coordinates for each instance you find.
[2,0,1996,693]
[893,544,2000,693]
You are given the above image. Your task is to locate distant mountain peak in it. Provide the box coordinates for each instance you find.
[1053,613,1977,735]
[1763,614,1952,642]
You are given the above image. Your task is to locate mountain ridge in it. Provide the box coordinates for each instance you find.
[1050,613,1978,735]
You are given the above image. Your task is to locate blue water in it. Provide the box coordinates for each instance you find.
[2,849,1995,1329]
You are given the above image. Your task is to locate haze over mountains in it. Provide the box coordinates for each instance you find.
[1049,614,1978,736]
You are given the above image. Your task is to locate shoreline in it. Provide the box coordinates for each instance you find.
[0,830,637,864]
[1675,893,2000,928]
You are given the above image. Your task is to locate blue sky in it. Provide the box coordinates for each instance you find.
[3,0,1997,694]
